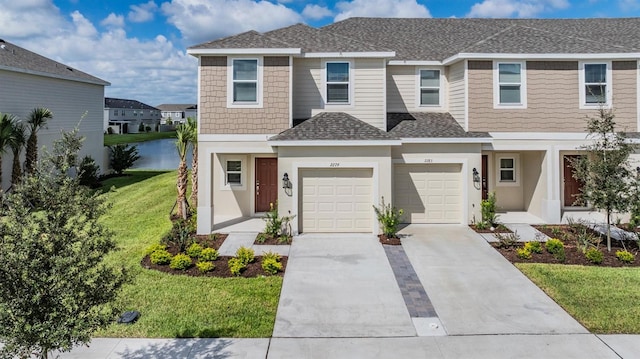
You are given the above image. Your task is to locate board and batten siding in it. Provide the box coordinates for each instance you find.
[293,58,386,130]
[467,60,638,132]
[447,61,466,129]
[0,69,105,190]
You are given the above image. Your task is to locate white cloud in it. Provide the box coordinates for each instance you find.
[0,0,67,39]
[619,0,640,10]
[128,1,159,23]
[160,0,303,45]
[467,0,570,18]
[334,0,431,22]
[101,13,125,28]
[302,4,333,20]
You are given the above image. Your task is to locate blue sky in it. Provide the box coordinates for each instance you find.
[2,0,639,106]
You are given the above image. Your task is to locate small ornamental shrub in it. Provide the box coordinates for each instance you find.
[373,197,404,238]
[107,126,114,134]
[186,243,203,258]
[545,238,566,262]
[262,251,280,262]
[524,241,543,254]
[516,248,532,260]
[616,250,635,264]
[145,243,167,256]
[170,253,192,270]
[495,231,520,248]
[78,156,101,188]
[585,247,604,264]
[145,125,151,133]
[138,123,145,132]
[277,235,291,244]
[150,249,172,265]
[199,248,219,262]
[109,144,140,175]
[196,261,215,273]
[262,258,283,275]
[255,233,268,244]
[481,192,498,225]
[263,203,283,238]
[228,258,246,276]
[236,246,255,265]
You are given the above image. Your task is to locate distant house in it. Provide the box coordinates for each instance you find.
[0,38,109,190]
[104,98,161,134]
[156,104,198,124]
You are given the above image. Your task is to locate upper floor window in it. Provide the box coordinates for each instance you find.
[326,62,350,104]
[494,62,526,109]
[228,58,262,108]
[418,69,441,106]
[113,110,118,116]
[580,62,611,108]
[121,110,125,116]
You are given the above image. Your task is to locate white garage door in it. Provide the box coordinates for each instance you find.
[300,168,373,233]
[394,164,462,224]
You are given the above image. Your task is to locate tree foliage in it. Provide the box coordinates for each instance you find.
[186,117,198,208]
[175,123,189,219]
[0,128,128,359]
[572,108,636,251]
[24,107,53,175]
[108,143,140,175]
[0,113,18,190]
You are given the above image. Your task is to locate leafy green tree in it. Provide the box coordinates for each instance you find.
[25,107,53,175]
[0,113,17,190]
[572,108,635,251]
[175,123,190,219]
[186,117,198,208]
[8,118,27,185]
[0,128,128,359]
[108,143,140,175]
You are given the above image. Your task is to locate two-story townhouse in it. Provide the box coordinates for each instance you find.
[156,103,198,124]
[188,18,640,235]
[104,97,161,134]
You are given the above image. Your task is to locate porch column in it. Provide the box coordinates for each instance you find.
[540,146,562,223]
[197,149,213,234]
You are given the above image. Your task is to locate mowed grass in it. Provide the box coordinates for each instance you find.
[104,131,176,146]
[96,171,282,338]
[517,263,640,333]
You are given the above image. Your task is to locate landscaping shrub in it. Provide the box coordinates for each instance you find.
[481,192,498,226]
[228,258,245,276]
[78,155,101,188]
[262,258,283,275]
[236,246,255,265]
[262,202,295,239]
[163,219,192,253]
[106,126,114,134]
[495,231,520,248]
[585,247,604,264]
[196,261,215,273]
[144,243,166,256]
[186,243,203,258]
[616,250,635,264]
[255,233,268,244]
[545,238,566,262]
[145,125,151,133]
[524,241,543,254]
[170,254,192,270]
[199,248,219,262]
[373,197,404,238]
[262,251,280,262]
[138,123,145,132]
[150,249,172,265]
[108,144,140,175]
[516,248,532,260]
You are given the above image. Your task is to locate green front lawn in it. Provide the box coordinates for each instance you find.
[104,131,176,146]
[96,171,282,338]
[517,263,640,334]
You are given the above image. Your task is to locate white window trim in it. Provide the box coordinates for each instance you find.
[415,67,445,109]
[496,154,520,187]
[493,61,527,109]
[322,59,354,107]
[579,61,612,109]
[221,157,246,190]
[227,57,263,109]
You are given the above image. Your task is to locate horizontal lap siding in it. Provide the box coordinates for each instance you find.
[468,60,638,132]
[448,61,466,128]
[387,66,414,112]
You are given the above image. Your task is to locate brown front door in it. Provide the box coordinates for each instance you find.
[563,155,584,206]
[255,158,278,212]
[481,155,489,200]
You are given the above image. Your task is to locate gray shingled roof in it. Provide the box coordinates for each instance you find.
[189,30,291,49]
[269,112,399,141]
[105,97,159,110]
[156,104,197,111]
[0,39,109,85]
[388,112,490,138]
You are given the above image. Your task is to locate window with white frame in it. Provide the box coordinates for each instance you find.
[499,157,516,182]
[121,110,125,116]
[581,63,611,106]
[232,59,258,103]
[113,110,118,116]
[326,62,350,104]
[226,160,242,185]
[418,69,441,106]
[494,62,526,108]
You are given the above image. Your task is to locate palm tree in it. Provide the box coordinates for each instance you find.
[175,123,190,220]
[0,113,18,190]
[25,107,53,175]
[8,119,27,185]
[186,117,198,208]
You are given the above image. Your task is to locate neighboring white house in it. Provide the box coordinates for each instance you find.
[104,98,161,134]
[0,38,109,191]
[156,104,198,124]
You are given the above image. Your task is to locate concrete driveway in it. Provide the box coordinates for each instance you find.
[273,234,415,338]
[400,225,588,336]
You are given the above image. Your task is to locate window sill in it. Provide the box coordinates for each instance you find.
[493,103,527,110]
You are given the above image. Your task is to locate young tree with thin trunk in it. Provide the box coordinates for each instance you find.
[186,117,198,208]
[25,107,53,175]
[0,113,17,190]
[175,123,190,219]
[8,118,27,185]
[572,107,635,252]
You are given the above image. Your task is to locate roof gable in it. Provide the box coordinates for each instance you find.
[105,97,159,110]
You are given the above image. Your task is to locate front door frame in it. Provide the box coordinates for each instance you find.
[481,155,489,200]
[255,157,278,213]
[562,154,585,207]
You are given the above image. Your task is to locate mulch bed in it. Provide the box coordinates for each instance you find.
[378,234,402,245]
[194,234,228,250]
[253,233,292,245]
[469,224,512,233]
[141,255,288,278]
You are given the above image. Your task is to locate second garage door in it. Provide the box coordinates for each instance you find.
[394,164,462,224]
[300,168,373,233]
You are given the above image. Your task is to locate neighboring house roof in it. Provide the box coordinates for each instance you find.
[269,112,399,142]
[387,113,490,139]
[156,104,198,111]
[0,38,109,86]
[105,97,159,110]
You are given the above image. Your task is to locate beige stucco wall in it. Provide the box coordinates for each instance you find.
[468,60,638,132]
[199,56,290,134]
[277,146,393,234]
[392,143,482,224]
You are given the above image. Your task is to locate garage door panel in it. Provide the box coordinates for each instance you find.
[394,164,462,224]
[301,168,373,233]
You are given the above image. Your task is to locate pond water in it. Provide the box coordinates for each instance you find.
[130,138,193,170]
